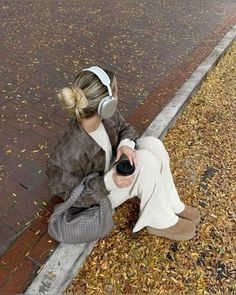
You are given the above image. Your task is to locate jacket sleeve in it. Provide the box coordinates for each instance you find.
[79,174,109,204]
[46,152,110,206]
[46,157,81,201]
[114,110,139,143]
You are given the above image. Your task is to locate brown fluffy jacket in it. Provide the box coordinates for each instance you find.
[46,110,138,208]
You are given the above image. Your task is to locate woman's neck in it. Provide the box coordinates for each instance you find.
[80,115,102,133]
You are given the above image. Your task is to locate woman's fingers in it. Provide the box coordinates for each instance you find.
[128,155,133,166]
[115,149,121,162]
[127,151,137,167]
[132,152,137,166]
[117,174,135,187]
[116,146,137,167]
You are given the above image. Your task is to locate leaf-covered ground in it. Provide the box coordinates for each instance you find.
[65,42,236,294]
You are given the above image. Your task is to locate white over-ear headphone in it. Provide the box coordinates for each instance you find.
[82,66,118,119]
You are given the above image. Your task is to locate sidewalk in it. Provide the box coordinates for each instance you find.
[65,41,236,295]
[0,0,236,293]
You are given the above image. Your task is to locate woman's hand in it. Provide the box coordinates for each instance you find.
[112,168,135,188]
[115,145,137,166]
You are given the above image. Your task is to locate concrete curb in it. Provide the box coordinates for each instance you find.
[25,23,236,295]
[25,242,97,295]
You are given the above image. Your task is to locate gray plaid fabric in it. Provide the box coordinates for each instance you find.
[48,173,115,244]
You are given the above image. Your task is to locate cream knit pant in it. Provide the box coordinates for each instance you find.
[107,136,185,233]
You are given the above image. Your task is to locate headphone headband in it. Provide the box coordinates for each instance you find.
[82,66,112,96]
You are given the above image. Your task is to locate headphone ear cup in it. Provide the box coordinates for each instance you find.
[98,96,118,119]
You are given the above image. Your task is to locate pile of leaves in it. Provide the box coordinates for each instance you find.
[65,42,236,294]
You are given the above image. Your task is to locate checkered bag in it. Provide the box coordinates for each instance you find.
[48,173,115,244]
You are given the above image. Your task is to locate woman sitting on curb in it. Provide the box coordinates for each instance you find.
[46,65,200,241]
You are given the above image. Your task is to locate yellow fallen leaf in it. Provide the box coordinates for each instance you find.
[35,229,40,235]
[31,149,40,153]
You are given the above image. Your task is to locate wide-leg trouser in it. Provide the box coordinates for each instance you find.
[107,136,185,233]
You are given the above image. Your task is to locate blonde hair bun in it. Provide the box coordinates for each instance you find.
[58,87,88,112]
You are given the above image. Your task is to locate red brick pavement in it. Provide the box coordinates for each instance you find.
[0,0,235,293]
